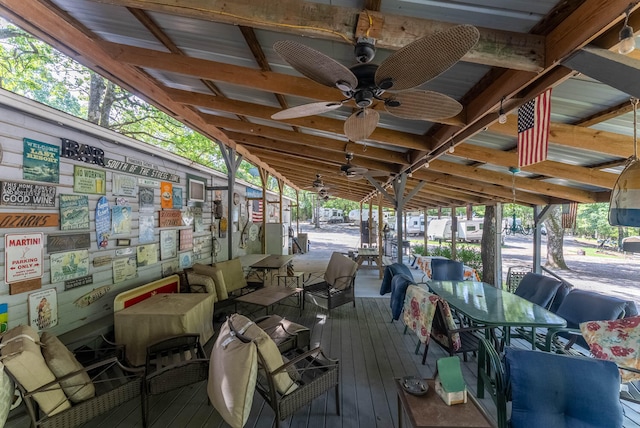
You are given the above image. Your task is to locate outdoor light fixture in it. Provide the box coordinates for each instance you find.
[424,161,430,168]
[448,145,455,153]
[610,98,640,226]
[498,97,508,124]
[503,167,533,235]
[619,6,636,54]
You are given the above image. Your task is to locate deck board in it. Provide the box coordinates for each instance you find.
[5,295,640,428]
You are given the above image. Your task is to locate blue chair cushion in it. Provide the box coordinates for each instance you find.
[379,263,412,295]
[549,282,571,314]
[513,272,562,309]
[505,348,623,428]
[430,258,464,281]
[389,273,415,321]
[555,289,627,329]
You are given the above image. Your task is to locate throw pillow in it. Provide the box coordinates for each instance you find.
[0,325,71,416]
[40,332,95,403]
[208,316,257,428]
[580,316,640,382]
[230,314,298,396]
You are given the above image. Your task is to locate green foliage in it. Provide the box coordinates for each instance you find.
[412,244,425,255]
[427,244,483,279]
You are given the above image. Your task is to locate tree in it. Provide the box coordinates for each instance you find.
[480,205,498,285]
[545,205,568,269]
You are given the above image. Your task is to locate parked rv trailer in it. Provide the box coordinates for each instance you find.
[459,219,484,242]
[405,214,424,236]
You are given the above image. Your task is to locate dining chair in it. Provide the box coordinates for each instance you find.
[430,258,465,281]
[402,285,483,365]
[512,272,563,309]
[504,265,532,292]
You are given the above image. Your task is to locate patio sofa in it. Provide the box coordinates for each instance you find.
[1,324,143,428]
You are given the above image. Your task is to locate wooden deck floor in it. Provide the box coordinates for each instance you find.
[7,295,640,427]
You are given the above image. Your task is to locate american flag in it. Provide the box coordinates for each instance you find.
[518,88,552,167]
[251,199,263,222]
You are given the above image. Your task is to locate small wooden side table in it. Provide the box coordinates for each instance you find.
[396,379,494,428]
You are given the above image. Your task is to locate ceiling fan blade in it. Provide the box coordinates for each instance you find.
[385,90,462,120]
[375,24,479,91]
[271,101,343,120]
[274,40,358,90]
[344,109,380,142]
[347,166,368,175]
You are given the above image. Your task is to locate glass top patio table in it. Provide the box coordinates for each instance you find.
[427,280,566,349]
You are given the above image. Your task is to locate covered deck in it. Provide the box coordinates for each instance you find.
[6,269,640,427]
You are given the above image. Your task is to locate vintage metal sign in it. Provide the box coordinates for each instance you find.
[0,212,59,228]
[0,181,56,207]
[93,255,113,267]
[104,158,180,183]
[23,139,60,183]
[73,165,106,195]
[47,232,91,253]
[95,196,111,249]
[74,285,111,307]
[5,232,44,283]
[65,274,93,291]
[59,194,89,230]
[159,209,182,227]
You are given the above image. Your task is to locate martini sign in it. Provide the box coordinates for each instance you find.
[5,232,44,283]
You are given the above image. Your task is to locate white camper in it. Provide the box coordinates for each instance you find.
[405,214,424,236]
[459,219,484,242]
[427,218,470,241]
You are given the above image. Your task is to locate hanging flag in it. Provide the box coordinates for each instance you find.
[562,202,578,229]
[518,88,552,167]
[251,199,263,222]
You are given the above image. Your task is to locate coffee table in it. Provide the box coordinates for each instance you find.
[396,378,493,428]
[235,286,301,315]
[250,254,294,285]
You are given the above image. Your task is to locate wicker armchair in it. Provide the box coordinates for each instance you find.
[142,334,209,427]
[227,316,340,428]
[5,338,144,428]
[303,252,358,314]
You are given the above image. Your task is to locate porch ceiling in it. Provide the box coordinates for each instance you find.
[0,0,638,209]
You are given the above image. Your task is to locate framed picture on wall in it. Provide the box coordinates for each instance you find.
[187,174,206,203]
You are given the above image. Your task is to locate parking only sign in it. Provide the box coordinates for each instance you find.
[5,232,44,283]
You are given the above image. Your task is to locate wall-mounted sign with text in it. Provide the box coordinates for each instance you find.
[0,181,56,207]
[5,232,44,283]
[60,138,105,166]
[104,158,180,183]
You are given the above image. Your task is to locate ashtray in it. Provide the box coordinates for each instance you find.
[401,376,429,396]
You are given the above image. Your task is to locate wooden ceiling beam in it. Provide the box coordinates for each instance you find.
[451,137,617,189]
[427,160,600,203]
[93,0,544,71]
[489,120,633,158]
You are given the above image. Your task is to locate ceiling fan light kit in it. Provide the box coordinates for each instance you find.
[271,24,480,142]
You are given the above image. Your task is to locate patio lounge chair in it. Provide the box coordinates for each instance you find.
[302,252,358,314]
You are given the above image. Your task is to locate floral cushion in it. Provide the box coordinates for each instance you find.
[401,286,461,351]
[402,285,438,344]
[579,316,640,382]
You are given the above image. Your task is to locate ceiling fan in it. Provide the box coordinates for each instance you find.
[303,174,326,190]
[340,152,386,180]
[271,25,480,142]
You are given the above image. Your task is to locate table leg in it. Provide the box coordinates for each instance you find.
[397,393,403,428]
